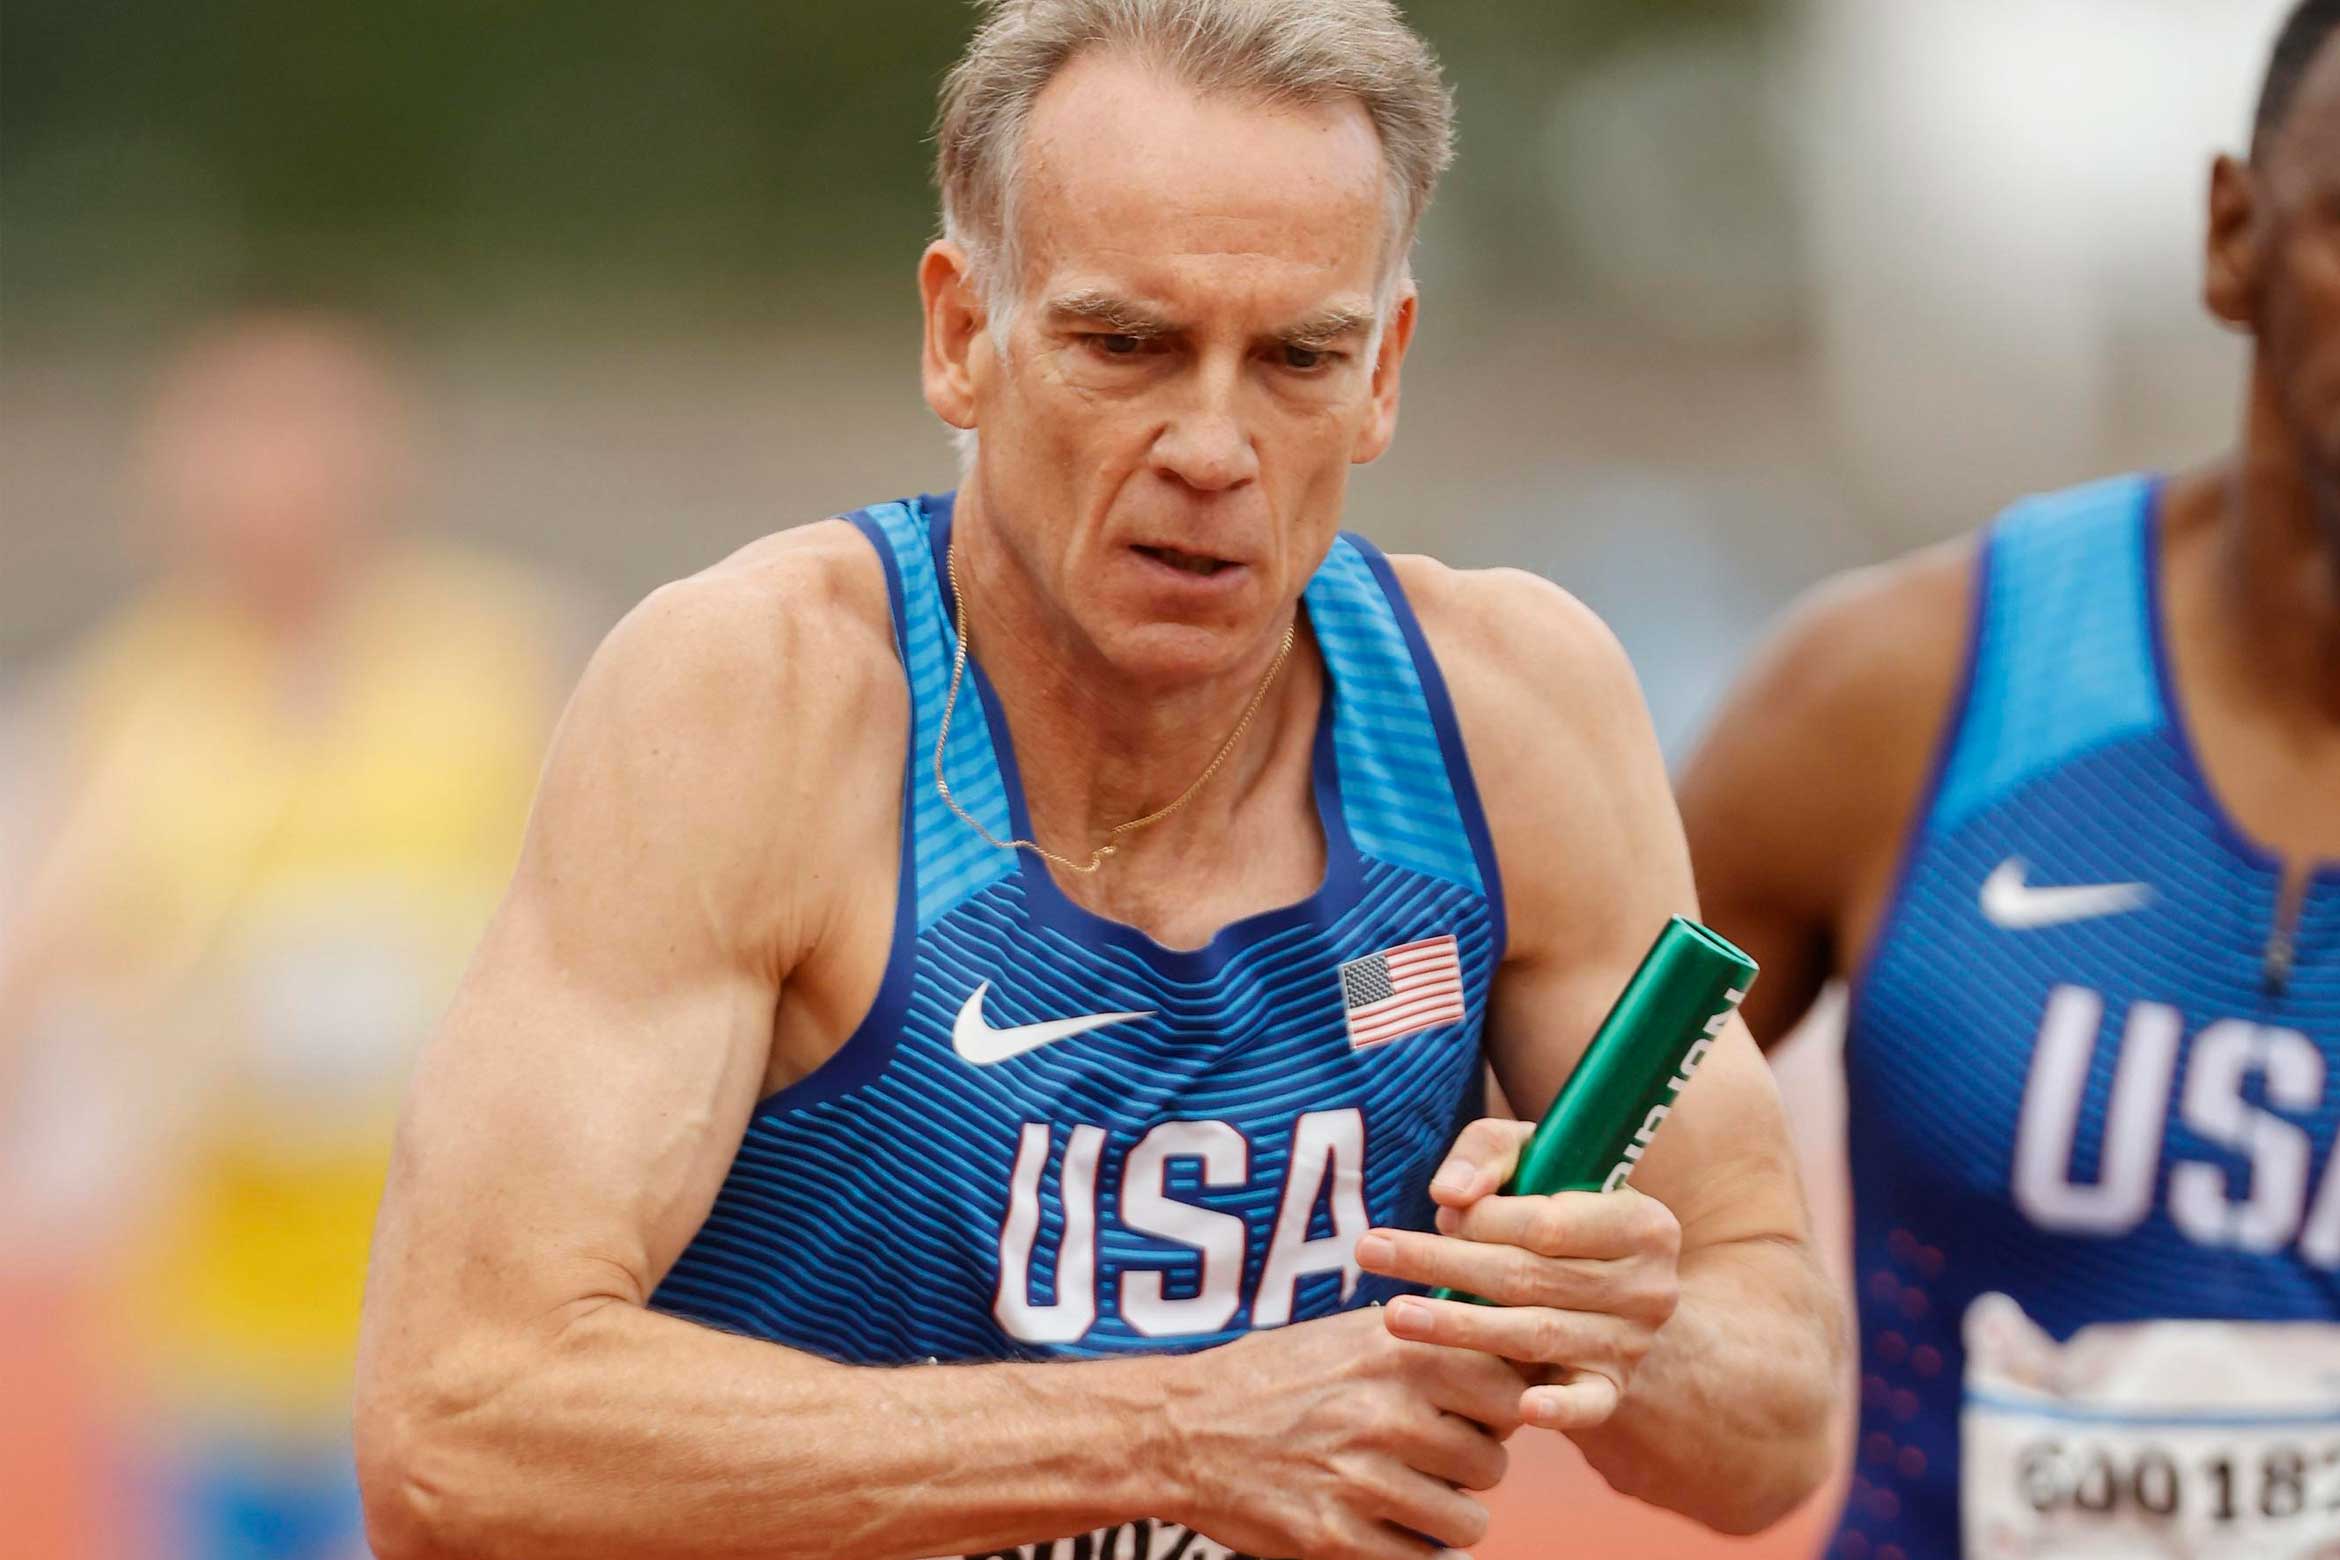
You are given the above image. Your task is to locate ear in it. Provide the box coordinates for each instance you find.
[920,240,986,430]
[2204,153,2261,331]
[1353,283,1419,465]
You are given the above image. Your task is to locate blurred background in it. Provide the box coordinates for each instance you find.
[0,0,2297,1554]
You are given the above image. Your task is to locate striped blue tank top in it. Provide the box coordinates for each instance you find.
[1835,475,2340,1560]
[652,493,1505,1368]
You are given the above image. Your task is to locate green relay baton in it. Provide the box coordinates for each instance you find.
[1431,915,1756,1303]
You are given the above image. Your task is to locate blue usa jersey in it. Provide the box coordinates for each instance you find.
[653,493,1503,1370]
[1835,475,2340,1560]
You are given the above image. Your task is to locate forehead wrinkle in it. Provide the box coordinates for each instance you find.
[1011,54,1392,287]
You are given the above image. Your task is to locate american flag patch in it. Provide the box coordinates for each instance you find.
[1337,935,1465,1049]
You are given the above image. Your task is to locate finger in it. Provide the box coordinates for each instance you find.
[1448,1187,1680,1262]
[1428,1119,1533,1211]
[1416,1199,1681,1325]
[1366,1469,1491,1552]
[1412,1229,1620,1309]
[1358,1226,1549,1307]
[1402,1409,1511,1492]
[1313,1508,1442,1560]
[1521,1369,1625,1432]
[1385,1294,1627,1372]
[1398,1338,1531,1433]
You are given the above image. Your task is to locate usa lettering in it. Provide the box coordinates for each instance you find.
[2013,984,2340,1263]
[1601,991,1742,1193]
[962,1517,1263,1560]
[994,1108,1368,1344]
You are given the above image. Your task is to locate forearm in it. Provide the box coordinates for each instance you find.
[359,1298,1181,1560]
[1569,1234,1842,1534]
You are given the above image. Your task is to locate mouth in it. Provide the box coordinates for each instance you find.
[1132,543,1242,578]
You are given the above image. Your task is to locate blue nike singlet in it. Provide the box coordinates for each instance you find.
[653,493,1502,1398]
[1833,474,2340,1560]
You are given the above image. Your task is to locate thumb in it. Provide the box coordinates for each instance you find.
[1430,1117,1532,1211]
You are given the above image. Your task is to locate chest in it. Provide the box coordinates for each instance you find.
[2180,696,2340,866]
[1044,806,1331,951]
[1852,740,2340,1276]
[690,859,1498,1360]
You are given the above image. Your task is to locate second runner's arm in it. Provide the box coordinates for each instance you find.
[1672,541,1976,1047]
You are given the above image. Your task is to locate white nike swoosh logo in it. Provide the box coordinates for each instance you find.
[951,982,1153,1066]
[1978,859,2154,930]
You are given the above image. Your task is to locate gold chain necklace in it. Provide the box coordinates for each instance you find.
[934,543,1297,876]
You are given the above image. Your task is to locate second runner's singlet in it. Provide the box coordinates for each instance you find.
[653,493,1506,1560]
[1835,473,2340,1560]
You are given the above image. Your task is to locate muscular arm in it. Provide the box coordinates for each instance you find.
[355,537,1179,1560]
[1673,540,1974,1047]
[359,529,1523,1560]
[1362,563,1845,1534]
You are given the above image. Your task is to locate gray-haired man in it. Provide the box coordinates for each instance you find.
[355,5,1840,1557]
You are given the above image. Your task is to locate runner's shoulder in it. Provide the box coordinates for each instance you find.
[1715,535,1975,769]
[565,518,904,796]
[1387,554,1693,968]
[1674,535,1976,920]
[1384,553,1649,766]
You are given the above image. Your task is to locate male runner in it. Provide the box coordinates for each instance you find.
[1678,5,2340,1557]
[356,5,1839,1558]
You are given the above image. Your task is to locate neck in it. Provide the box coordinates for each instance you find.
[2192,368,2340,723]
[948,486,1315,860]
[211,525,381,650]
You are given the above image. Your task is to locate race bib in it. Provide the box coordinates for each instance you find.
[946,1519,1269,1559]
[1962,1292,2340,1559]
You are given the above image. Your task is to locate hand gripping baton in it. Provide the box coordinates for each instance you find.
[1431,915,1757,1303]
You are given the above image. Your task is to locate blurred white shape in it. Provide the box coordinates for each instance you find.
[1792,0,2288,534]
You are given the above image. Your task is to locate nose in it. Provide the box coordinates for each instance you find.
[1150,363,1259,494]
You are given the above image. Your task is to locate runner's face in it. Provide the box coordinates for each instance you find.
[2253,41,2340,522]
[142,319,406,613]
[945,50,1413,685]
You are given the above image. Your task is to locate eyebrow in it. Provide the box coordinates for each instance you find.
[1044,288,1379,349]
[1044,289,1178,335]
[1276,306,1376,351]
